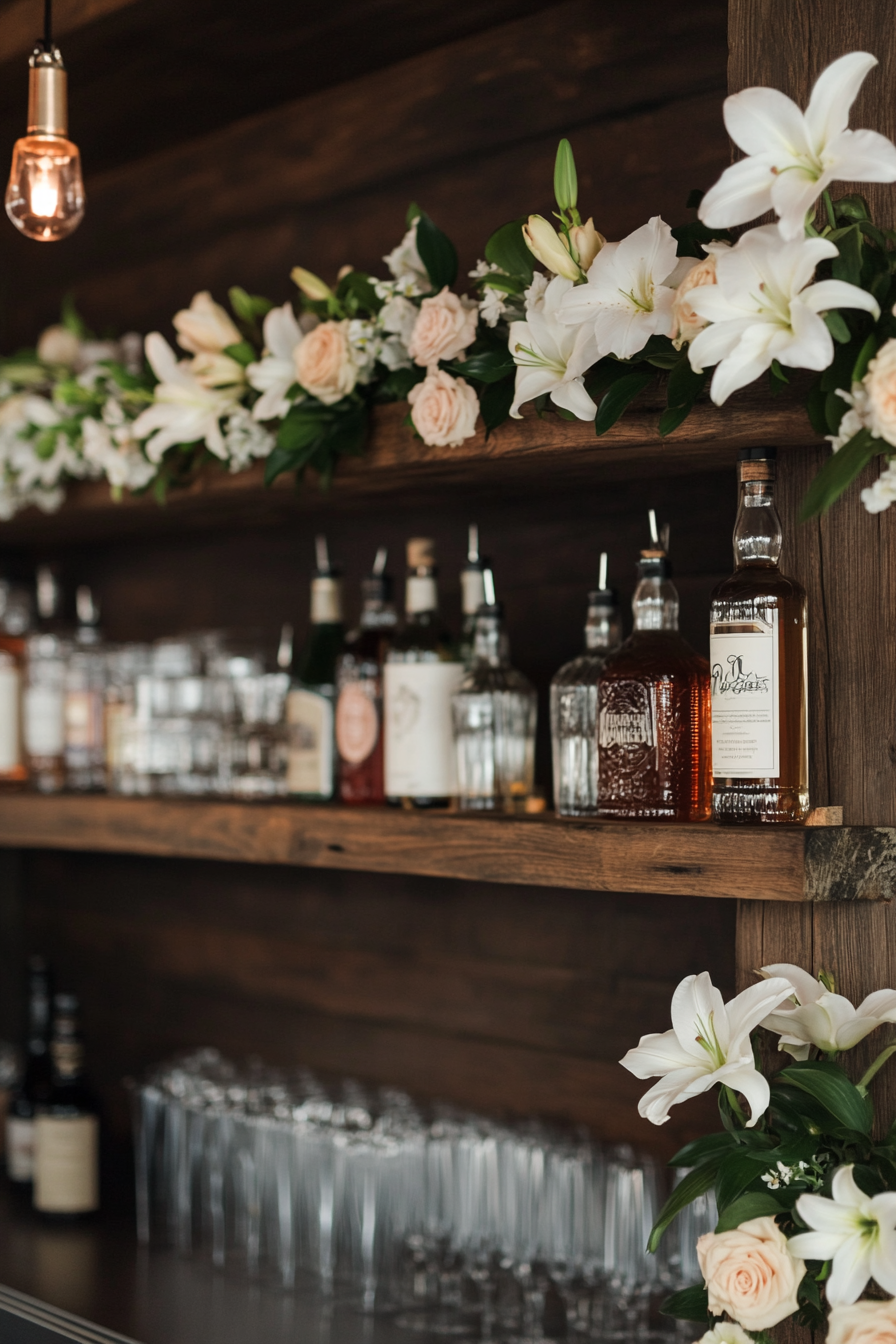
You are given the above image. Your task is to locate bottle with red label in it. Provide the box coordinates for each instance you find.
[335,548,396,804]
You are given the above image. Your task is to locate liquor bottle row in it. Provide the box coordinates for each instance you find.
[0,446,809,823]
[3,957,100,1217]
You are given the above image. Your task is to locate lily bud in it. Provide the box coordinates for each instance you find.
[553,138,578,212]
[522,215,581,281]
[563,218,605,273]
[291,267,332,301]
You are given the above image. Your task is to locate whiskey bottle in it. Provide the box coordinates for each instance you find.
[287,536,344,800]
[550,553,622,816]
[6,956,53,1186]
[33,993,100,1218]
[0,581,32,790]
[597,519,711,821]
[459,524,486,668]
[335,548,397,805]
[452,568,537,810]
[710,448,809,824]
[64,587,107,792]
[384,538,464,807]
[23,567,68,794]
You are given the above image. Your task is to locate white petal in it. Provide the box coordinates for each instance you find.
[699,156,776,229]
[723,86,811,158]
[670,973,725,1058]
[827,128,896,183]
[869,1221,896,1296]
[760,964,822,1005]
[620,1029,698,1079]
[550,378,596,421]
[723,976,796,1048]
[804,52,878,152]
[855,989,896,1023]
[636,1067,711,1126]
[709,323,779,404]
[833,1165,868,1209]
[144,332,183,385]
[688,317,754,373]
[263,302,302,362]
[508,366,560,418]
[778,302,834,372]
[826,1230,873,1306]
[801,278,881,319]
[770,168,829,241]
[788,1229,851,1261]
[614,215,678,292]
[716,1062,770,1127]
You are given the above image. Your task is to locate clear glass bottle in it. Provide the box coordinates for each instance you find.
[710,448,809,824]
[384,538,464,808]
[6,956,53,1187]
[452,568,537,811]
[550,553,622,816]
[0,582,32,790]
[33,993,100,1219]
[23,567,68,794]
[287,536,344,800]
[336,549,397,806]
[597,521,711,822]
[459,524,486,668]
[64,587,107,792]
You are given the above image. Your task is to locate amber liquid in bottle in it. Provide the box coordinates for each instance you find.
[597,551,711,821]
[710,450,809,824]
[336,549,396,806]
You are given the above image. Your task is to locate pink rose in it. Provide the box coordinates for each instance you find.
[407,369,479,447]
[865,338,896,447]
[828,1299,896,1344]
[407,287,478,368]
[294,320,358,405]
[697,1216,804,1331]
[672,254,720,348]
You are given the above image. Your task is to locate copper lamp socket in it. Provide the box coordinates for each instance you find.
[27,47,68,137]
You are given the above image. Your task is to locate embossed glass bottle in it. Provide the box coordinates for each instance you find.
[550,553,621,816]
[597,540,711,821]
[710,447,809,824]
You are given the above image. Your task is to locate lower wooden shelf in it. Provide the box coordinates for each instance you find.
[0,795,892,902]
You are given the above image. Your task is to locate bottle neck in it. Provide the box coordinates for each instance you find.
[471,610,509,667]
[632,577,679,631]
[405,573,438,619]
[585,602,621,652]
[51,1035,85,1084]
[733,479,782,566]
[460,568,485,618]
[359,599,397,630]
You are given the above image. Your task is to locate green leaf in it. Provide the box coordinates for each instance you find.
[715,1151,772,1211]
[660,1284,710,1325]
[659,403,695,436]
[778,1060,874,1134]
[715,1192,785,1233]
[485,219,534,284]
[666,355,706,409]
[374,366,425,402]
[228,287,273,323]
[448,348,516,384]
[594,370,652,435]
[553,138,578,212]
[825,311,852,344]
[799,428,881,519]
[669,1132,738,1169]
[832,225,864,287]
[416,212,458,290]
[852,333,879,384]
[405,201,421,228]
[277,407,328,452]
[805,380,828,437]
[479,376,515,433]
[834,193,871,225]
[336,269,382,316]
[648,1164,717,1254]
[222,341,257,368]
[686,189,705,211]
[61,293,89,338]
[264,444,306,486]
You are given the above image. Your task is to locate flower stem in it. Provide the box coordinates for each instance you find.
[823,191,837,232]
[723,1085,748,1125]
[857,1042,896,1092]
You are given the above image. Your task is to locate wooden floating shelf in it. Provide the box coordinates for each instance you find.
[0,393,821,545]
[0,795,892,902]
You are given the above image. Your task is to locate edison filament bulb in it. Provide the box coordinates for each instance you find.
[5,47,85,241]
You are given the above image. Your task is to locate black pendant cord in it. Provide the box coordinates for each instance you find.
[42,0,52,50]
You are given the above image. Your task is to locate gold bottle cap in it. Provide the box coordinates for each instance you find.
[407,537,435,569]
[739,459,776,482]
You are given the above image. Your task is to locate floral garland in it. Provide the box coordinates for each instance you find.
[622,964,896,1344]
[3,49,896,522]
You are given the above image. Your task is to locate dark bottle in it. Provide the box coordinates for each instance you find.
[0,581,32,791]
[6,955,53,1185]
[710,448,809,824]
[597,518,711,821]
[459,524,486,668]
[33,993,100,1218]
[287,536,345,800]
[64,586,107,792]
[336,548,397,805]
[24,568,68,794]
[384,538,464,808]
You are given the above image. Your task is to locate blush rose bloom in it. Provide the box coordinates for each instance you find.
[407,287,478,368]
[696,1216,805,1331]
[828,1299,896,1344]
[865,338,896,447]
[294,320,358,405]
[671,247,729,348]
[407,369,479,447]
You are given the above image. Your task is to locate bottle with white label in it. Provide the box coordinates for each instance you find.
[0,582,32,791]
[34,993,100,1218]
[384,538,464,807]
[459,524,486,668]
[287,536,344,800]
[710,447,809,824]
[6,956,53,1187]
[24,568,69,793]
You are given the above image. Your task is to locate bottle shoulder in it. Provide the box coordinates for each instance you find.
[551,652,609,688]
[711,564,807,605]
[602,631,709,679]
[458,664,535,696]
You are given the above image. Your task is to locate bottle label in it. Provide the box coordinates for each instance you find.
[34,1114,100,1213]
[383,662,464,797]
[336,681,379,765]
[6,1115,34,1181]
[287,689,334,796]
[598,683,656,751]
[24,685,65,757]
[710,612,779,778]
[0,661,21,772]
[65,690,103,750]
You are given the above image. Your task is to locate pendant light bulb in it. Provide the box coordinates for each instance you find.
[5,44,84,241]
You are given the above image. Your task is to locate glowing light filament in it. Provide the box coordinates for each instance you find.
[30,159,59,217]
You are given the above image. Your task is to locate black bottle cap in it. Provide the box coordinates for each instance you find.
[588,587,618,606]
[54,993,79,1015]
[739,446,777,460]
[638,551,672,580]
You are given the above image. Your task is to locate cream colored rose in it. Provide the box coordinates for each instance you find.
[828,1298,896,1344]
[407,369,479,447]
[407,288,478,368]
[294,320,358,405]
[672,255,720,348]
[865,339,896,447]
[697,1216,804,1331]
[173,291,241,355]
[37,325,81,367]
[696,1323,755,1344]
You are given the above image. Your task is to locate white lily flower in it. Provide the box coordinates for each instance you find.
[247,302,303,421]
[133,333,239,463]
[508,274,598,420]
[619,970,794,1127]
[687,226,879,404]
[383,221,430,295]
[173,291,242,356]
[789,1165,896,1305]
[759,963,896,1059]
[557,216,690,359]
[81,417,157,491]
[699,52,896,241]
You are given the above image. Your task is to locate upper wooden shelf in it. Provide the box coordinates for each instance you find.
[0,393,821,545]
[0,795,891,902]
